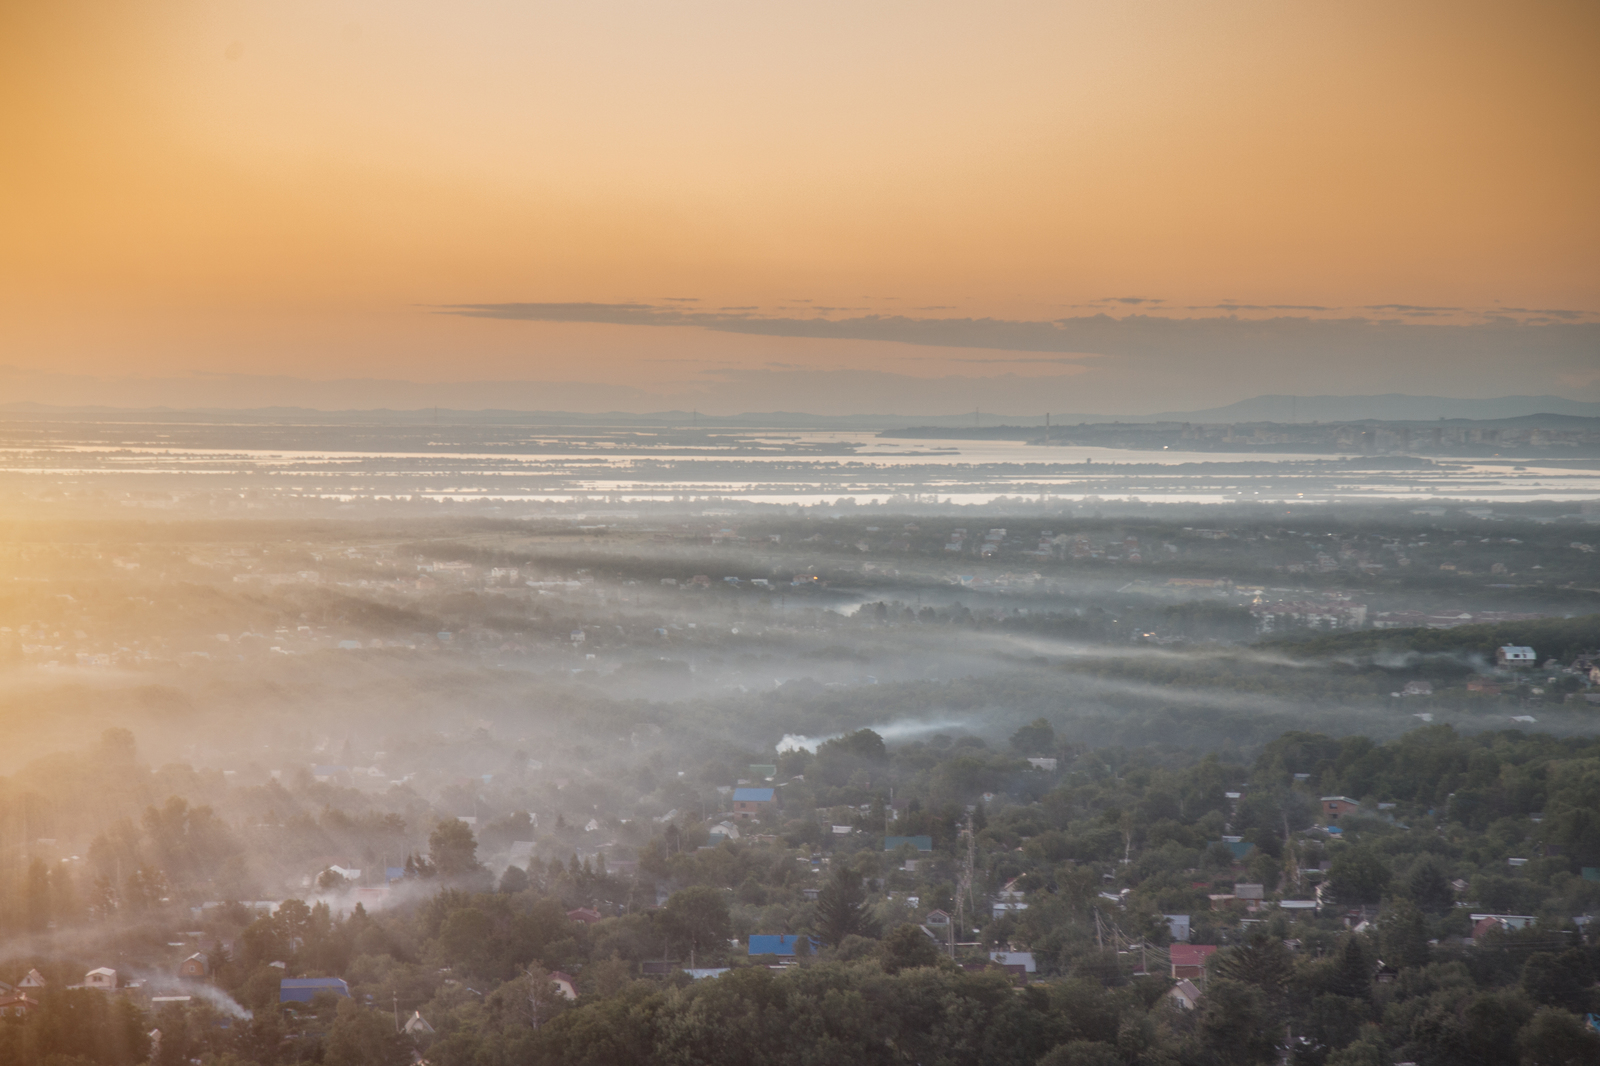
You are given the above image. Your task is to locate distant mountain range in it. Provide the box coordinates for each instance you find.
[2,393,1596,427]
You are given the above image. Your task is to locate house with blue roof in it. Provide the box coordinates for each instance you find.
[1215,837,1256,861]
[747,935,817,958]
[884,836,934,853]
[732,788,775,819]
[280,978,351,1003]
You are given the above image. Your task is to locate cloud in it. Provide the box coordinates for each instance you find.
[1363,303,1462,313]
[1186,303,1336,312]
[1098,296,1164,305]
[1500,307,1590,319]
[440,304,1600,400]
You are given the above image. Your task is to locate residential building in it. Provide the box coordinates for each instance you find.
[731,787,775,819]
[82,968,117,991]
[1322,796,1360,821]
[989,951,1036,974]
[748,935,816,958]
[1168,979,1201,1011]
[178,954,208,978]
[1469,914,1536,939]
[279,978,351,1003]
[0,994,39,1018]
[1497,645,1537,668]
[883,835,934,853]
[1169,944,1216,980]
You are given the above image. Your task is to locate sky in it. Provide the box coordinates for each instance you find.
[1,1,1596,415]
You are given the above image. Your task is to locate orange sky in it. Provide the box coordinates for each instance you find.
[1,1,1596,411]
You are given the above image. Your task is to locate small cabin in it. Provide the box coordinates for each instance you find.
[178,953,209,978]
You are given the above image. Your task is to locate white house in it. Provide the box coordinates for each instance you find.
[1168,978,1202,1011]
[989,951,1036,973]
[82,968,117,990]
[1497,645,1536,667]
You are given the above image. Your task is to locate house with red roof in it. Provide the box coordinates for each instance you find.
[1169,943,1217,980]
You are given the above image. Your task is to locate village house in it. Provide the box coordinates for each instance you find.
[1496,645,1537,668]
[566,907,603,925]
[730,787,775,819]
[1322,796,1361,821]
[1470,914,1537,940]
[883,835,934,853]
[1168,979,1202,1011]
[989,951,1036,975]
[548,972,578,1000]
[748,935,817,959]
[178,953,208,978]
[81,968,117,991]
[280,977,350,1003]
[1169,944,1216,980]
[0,993,39,1018]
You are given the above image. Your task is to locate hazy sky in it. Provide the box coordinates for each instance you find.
[2,1,1596,413]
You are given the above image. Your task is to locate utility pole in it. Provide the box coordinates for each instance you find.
[393,993,399,1032]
